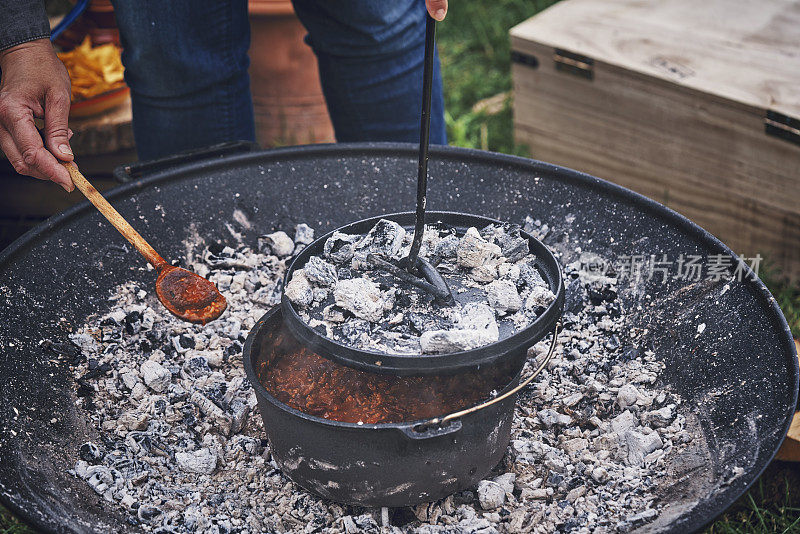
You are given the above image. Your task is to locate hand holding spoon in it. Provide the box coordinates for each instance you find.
[63,162,227,324]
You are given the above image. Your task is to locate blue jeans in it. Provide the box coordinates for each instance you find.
[111,0,446,161]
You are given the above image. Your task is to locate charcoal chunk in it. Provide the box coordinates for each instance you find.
[304,256,338,287]
[183,356,211,378]
[294,223,315,245]
[284,269,314,308]
[354,219,406,259]
[333,278,384,322]
[258,231,294,257]
[324,232,360,264]
[79,442,103,464]
[457,227,501,268]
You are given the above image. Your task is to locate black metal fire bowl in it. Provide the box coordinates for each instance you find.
[0,143,796,533]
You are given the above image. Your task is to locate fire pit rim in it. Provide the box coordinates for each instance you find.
[0,142,796,533]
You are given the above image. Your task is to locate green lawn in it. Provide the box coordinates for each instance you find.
[765,269,800,340]
[3,1,799,532]
[438,0,558,156]
[0,506,30,534]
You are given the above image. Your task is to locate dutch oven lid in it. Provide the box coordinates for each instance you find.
[280,211,565,376]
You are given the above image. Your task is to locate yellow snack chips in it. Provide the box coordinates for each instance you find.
[58,37,126,102]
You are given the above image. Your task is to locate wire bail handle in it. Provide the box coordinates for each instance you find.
[419,321,562,428]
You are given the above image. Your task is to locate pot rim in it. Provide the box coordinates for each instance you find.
[243,306,524,432]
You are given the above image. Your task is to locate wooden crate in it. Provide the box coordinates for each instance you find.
[511,0,800,280]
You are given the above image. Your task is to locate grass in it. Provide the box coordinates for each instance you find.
[763,268,800,339]
[2,1,799,532]
[0,505,31,534]
[437,0,558,156]
[706,462,800,534]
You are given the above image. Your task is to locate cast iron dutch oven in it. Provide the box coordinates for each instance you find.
[243,306,556,507]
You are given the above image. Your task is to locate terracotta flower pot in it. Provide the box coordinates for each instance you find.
[248,0,334,147]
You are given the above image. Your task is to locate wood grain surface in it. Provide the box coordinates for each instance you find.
[511,0,800,117]
[511,0,800,279]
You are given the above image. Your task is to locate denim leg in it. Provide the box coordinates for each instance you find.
[111,0,255,161]
[291,0,446,145]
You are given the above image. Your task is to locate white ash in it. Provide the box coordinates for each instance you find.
[334,277,387,322]
[291,219,555,355]
[420,303,500,353]
[63,216,692,533]
[258,231,295,257]
[484,246,693,533]
[66,224,342,533]
[284,269,313,308]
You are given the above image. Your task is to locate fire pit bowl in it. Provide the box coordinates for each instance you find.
[281,211,564,376]
[0,143,796,533]
[244,306,553,507]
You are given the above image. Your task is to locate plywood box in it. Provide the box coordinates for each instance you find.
[511,0,800,279]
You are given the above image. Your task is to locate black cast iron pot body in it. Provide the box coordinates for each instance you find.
[244,306,523,507]
[281,211,564,376]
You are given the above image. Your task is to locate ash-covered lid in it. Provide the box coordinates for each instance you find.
[281,211,564,375]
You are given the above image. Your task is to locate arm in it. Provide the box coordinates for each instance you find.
[0,0,50,51]
[0,1,74,191]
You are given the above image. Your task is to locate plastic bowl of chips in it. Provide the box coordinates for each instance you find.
[68,86,129,118]
[58,37,129,118]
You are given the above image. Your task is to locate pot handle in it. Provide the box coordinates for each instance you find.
[421,322,561,428]
[398,419,463,440]
[113,140,260,182]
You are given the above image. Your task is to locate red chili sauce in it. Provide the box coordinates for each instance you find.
[256,326,517,424]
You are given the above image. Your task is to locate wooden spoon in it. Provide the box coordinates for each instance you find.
[63,162,227,324]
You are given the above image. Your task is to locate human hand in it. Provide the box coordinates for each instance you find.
[426,0,448,21]
[0,38,74,191]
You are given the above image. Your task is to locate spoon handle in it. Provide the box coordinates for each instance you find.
[63,161,168,270]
